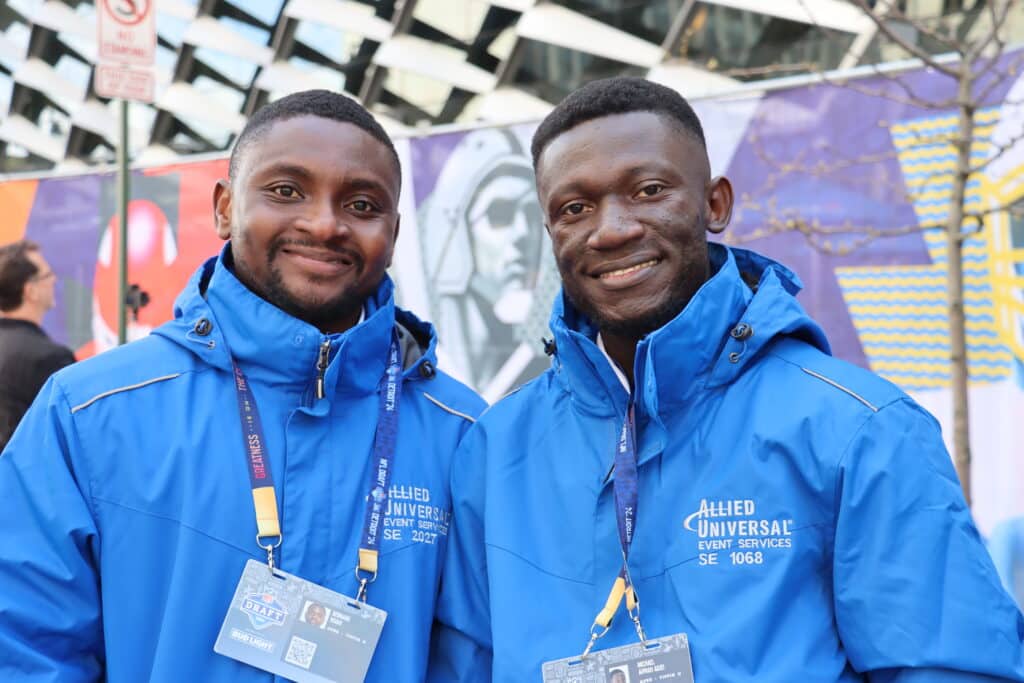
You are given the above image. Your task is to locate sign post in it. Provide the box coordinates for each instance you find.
[95,0,156,345]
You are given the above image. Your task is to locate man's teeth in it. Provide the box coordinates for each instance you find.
[600,259,658,279]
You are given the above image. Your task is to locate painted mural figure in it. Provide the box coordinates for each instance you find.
[0,240,75,449]
[418,128,557,400]
[80,199,183,357]
[0,90,485,682]
[431,77,1024,682]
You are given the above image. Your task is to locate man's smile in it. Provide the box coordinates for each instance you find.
[591,257,662,288]
[279,245,357,277]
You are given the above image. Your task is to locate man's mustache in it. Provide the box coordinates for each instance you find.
[267,238,362,269]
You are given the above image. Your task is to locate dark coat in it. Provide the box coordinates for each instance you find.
[0,318,74,450]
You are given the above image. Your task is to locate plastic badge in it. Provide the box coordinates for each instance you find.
[541,633,694,683]
[215,559,387,682]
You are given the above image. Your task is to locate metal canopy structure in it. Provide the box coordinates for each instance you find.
[0,0,1018,172]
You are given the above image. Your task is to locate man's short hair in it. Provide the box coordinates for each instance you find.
[530,77,707,168]
[0,240,41,312]
[228,89,400,180]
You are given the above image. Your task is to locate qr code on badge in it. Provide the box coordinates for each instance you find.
[285,635,317,670]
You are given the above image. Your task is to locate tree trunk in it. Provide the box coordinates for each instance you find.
[947,71,974,504]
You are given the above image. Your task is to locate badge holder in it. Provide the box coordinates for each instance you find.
[215,559,387,683]
[542,633,694,683]
[544,578,691,683]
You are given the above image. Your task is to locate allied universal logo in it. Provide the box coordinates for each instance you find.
[682,498,794,567]
[241,592,288,630]
[682,498,793,540]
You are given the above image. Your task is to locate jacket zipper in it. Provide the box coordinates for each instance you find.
[315,339,331,399]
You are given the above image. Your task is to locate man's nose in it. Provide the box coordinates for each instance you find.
[587,203,643,250]
[301,199,347,239]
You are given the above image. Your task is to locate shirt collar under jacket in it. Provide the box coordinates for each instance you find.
[596,333,630,393]
[161,244,429,401]
[549,243,830,425]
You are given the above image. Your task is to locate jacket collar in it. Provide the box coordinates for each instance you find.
[0,318,45,335]
[549,243,829,425]
[156,245,424,402]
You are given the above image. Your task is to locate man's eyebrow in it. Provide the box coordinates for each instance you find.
[545,179,589,206]
[251,162,314,181]
[346,177,392,195]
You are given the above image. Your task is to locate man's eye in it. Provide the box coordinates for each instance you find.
[562,202,585,216]
[350,200,374,212]
[272,185,297,198]
[640,184,664,197]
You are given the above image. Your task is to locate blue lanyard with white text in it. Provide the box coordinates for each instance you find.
[231,333,403,604]
[583,403,647,657]
[354,334,403,602]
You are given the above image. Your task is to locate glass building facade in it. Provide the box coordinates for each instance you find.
[1,0,1022,172]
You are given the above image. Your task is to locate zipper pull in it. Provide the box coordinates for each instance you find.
[315,339,331,399]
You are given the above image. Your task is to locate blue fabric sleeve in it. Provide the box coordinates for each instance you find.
[0,377,104,682]
[428,424,492,683]
[832,398,1024,681]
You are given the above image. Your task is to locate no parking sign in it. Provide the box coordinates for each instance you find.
[96,0,156,101]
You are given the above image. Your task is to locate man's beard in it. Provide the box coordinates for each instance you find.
[564,277,695,340]
[235,238,368,329]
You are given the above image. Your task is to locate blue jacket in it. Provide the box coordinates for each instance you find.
[432,244,1024,682]
[0,250,485,682]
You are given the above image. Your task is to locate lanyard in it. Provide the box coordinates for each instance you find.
[583,403,647,658]
[354,335,403,601]
[231,333,403,604]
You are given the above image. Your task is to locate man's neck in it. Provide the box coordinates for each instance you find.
[0,307,44,326]
[598,329,639,389]
[321,306,365,335]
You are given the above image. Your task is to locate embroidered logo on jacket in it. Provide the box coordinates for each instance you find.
[683,498,793,567]
[382,484,450,546]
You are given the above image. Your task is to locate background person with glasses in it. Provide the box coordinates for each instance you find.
[0,239,74,450]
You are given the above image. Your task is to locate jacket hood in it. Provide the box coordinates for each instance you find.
[549,243,830,420]
[153,245,438,401]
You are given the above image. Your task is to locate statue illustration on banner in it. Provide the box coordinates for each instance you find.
[412,125,559,402]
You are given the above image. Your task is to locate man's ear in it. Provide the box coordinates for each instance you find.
[213,179,232,240]
[22,279,39,307]
[705,175,734,235]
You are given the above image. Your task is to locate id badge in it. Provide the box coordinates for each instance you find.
[214,559,387,683]
[541,633,694,683]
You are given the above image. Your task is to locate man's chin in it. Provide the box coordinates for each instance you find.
[580,298,686,340]
[265,286,364,330]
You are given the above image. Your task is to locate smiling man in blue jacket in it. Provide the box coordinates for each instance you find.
[0,90,485,682]
[431,77,1024,682]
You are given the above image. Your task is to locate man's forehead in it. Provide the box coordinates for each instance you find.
[546,111,699,159]
[538,111,707,191]
[236,115,399,184]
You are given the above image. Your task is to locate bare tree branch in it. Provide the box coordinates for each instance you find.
[823,69,960,109]
[885,3,965,56]
[971,49,1024,106]
[847,0,962,78]
[727,214,927,255]
[962,193,1024,224]
[966,0,1014,61]
[969,123,1024,174]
